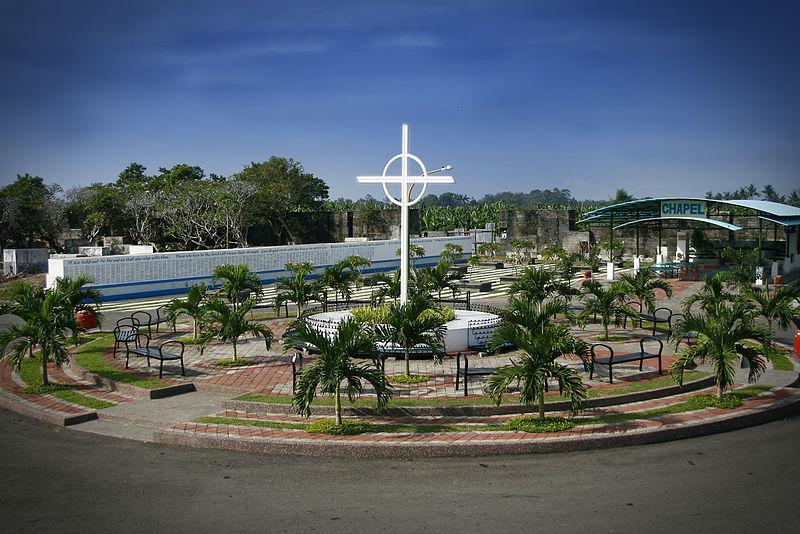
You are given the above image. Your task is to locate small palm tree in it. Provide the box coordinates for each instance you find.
[619,268,673,315]
[417,261,462,301]
[286,317,392,425]
[375,295,447,377]
[212,264,263,311]
[165,284,208,340]
[0,282,82,386]
[343,255,372,290]
[682,274,732,314]
[486,319,588,420]
[508,267,573,309]
[368,270,401,306]
[199,297,273,361]
[579,281,636,340]
[440,243,464,263]
[319,261,358,303]
[745,285,800,342]
[52,275,102,344]
[671,298,771,398]
[503,295,572,334]
[275,262,318,319]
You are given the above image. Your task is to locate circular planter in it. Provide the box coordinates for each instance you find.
[76,310,98,329]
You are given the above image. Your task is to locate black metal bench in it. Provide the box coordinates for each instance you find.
[124,333,185,378]
[455,352,500,397]
[615,299,643,329]
[669,313,696,345]
[131,306,175,336]
[639,307,672,336]
[589,336,663,383]
[113,318,140,358]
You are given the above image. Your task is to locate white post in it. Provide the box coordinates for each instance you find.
[633,256,641,273]
[771,261,779,281]
[606,262,615,281]
[400,124,410,305]
[755,266,764,286]
[356,124,454,306]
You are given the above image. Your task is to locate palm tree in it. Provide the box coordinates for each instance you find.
[212,264,263,311]
[503,294,571,335]
[319,261,359,303]
[0,282,82,386]
[199,297,273,361]
[508,267,573,309]
[745,285,800,342]
[286,317,392,425]
[418,261,463,301]
[343,255,372,290]
[368,270,401,306]
[619,268,673,318]
[375,295,447,377]
[275,262,318,319]
[682,273,732,314]
[52,275,102,344]
[671,299,771,398]
[485,311,588,420]
[440,243,464,263]
[164,284,208,340]
[578,281,636,340]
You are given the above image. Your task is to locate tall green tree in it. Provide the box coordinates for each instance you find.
[374,295,447,377]
[1,174,65,248]
[286,317,392,425]
[236,157,329,243]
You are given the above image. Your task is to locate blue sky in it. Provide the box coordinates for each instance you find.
[1,0,798,200]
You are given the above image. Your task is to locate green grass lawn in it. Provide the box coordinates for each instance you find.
[768,349,795,371]
[235,370,709,407]
[18,352,114,410]
[200,384,770,435]
[73,334,165,390]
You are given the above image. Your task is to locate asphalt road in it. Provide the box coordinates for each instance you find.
[1,408,798,533]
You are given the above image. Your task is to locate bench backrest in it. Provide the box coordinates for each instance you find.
[159,339,184,356]
[652,307,672,320]
[590,343,614,362]
[117,317,140,328]
[639,336,663,355]
[127,332,151,350]
[131,310,152,327]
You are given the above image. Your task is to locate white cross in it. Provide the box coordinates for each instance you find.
[357,123,454,305]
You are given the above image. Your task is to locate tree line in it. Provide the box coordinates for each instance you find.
[0,157,328,251]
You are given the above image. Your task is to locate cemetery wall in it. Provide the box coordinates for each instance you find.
[47,236,472,301]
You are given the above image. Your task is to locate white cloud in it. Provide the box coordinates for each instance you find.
[375,33,442,48]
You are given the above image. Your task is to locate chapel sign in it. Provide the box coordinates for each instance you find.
[660,200,707,218]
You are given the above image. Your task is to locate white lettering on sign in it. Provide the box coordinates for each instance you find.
[660,200,707,218]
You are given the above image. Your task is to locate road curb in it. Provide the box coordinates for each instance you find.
[154,390,800,458]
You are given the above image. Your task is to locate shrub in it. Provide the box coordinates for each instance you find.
[505,416,575,433]
[351,304,455,325]
[389,374,430,384]
[306,419,376,435]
